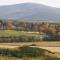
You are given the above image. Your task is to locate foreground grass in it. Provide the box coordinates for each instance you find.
[0,56,45,60]
[0,41,60,47]
[0,56,60,60]
[0,46,48,57]
[0,42,60,54]
[0,46,60,60]
[0,46,47,60]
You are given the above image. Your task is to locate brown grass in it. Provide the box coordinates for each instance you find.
[0,41,60,53]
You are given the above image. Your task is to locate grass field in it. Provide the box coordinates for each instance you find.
[0,30,60,60]
[0,41,60,47]
[0,30,39,37]
[0,56,46,60]
[0,42,60,52]
[0,42,60,60]
[0,44,60,60]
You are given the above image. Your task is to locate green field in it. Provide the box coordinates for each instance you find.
[0,30,39,37]
[0,30,60,60]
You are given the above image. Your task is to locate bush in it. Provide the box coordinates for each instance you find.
[29,44,37,46]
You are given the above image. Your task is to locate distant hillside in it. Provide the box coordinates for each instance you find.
[0,3,60,22]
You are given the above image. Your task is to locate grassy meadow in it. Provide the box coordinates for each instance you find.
[0,30,60,60]
[0,45,60,60]
[0,30,39,37]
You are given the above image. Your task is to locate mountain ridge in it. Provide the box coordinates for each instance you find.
[0,3,60,22]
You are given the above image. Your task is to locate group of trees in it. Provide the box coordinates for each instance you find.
[0,20,59,42]
[0,20,60,35]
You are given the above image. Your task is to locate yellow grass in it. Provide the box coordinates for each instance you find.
[0,42,60,53]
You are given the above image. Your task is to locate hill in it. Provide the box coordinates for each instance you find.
[0,3,60,22]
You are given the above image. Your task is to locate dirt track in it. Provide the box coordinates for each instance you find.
[40,47,60,53]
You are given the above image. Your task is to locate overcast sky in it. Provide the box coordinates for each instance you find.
[0,0,60,8]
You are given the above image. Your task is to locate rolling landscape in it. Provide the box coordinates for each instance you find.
[0,2,60,60]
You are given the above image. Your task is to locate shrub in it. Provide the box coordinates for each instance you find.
[29,44,37,46]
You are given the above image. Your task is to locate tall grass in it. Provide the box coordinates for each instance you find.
[0,46,59,60]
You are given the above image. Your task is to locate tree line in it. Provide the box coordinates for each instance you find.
[0,20,60,35]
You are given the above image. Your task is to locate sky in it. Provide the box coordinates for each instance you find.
[0,0,60,8]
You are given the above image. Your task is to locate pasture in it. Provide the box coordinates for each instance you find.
[0,30,39,37]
